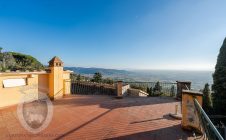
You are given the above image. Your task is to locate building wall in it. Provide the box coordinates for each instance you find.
[63,72,70,79]
[0,73,39,108]
[0,70,72,108]
[49,67,64,99]
[127,88,148,97]
[38,74,49,94]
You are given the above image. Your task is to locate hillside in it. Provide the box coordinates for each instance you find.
[64,67,136,81]
[0,51,44,72]
[65,67,130,76]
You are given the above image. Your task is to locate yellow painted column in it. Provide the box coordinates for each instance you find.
[49,66,64,100]
[48,56,64,100]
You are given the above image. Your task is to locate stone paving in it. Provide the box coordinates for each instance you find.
[0,95,194,140]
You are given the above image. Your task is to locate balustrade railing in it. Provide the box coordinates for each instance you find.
[71,81,116,96]
[125,82,177,96]
[71,81,177,97]
[194,99,224,140]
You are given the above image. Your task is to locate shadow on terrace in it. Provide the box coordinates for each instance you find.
[52,95,177,109]
[51,95,193,140]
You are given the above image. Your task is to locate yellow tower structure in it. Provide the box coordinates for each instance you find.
[48,56,64,100]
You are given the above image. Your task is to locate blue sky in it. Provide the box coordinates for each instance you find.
[0,0,226,70]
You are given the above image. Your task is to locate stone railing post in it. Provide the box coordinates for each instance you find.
[116,81,123,98]
[176,81,191,99]
[181,90,203,131]
[63,79,71,96]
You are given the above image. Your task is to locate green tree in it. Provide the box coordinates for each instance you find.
[170,85,175,97]
[10,52,44,71]
[0,47,2,53]
[70,73,77,81]
[76,74,82,81]
[147,87,153,97]
[0,51,44,72]
[212,37,226,115]
[146,87,150,94]
[0,52,16,71]
[202,83,212,114]
[153,81,162,96]
[102,78,114,85]
[92,72,102,83]
[3,53,16,69]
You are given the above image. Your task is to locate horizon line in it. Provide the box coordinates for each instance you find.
[64,66,214,72]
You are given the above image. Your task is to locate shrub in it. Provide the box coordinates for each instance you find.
[153,81,162,96]
[202,83,213,114]
[91,72,102,83]
[170,85,176,97]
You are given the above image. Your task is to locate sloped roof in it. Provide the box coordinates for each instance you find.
[48,56,63,64]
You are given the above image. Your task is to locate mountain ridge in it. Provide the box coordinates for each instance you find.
[64,66,213,89]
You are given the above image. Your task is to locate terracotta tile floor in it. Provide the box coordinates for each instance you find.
[0,95,194,140]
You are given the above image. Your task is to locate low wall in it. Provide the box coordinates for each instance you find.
[127,88,148,97]
[0,72,41,108]
[0,70,72,108]
[122,84,130,96]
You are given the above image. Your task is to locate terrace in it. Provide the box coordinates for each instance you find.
[0,95,193,140]
[0,57,224,140]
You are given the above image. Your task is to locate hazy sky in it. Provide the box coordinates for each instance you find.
[0,0,226,70]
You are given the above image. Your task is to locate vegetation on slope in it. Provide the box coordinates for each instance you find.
[71,72,114,85]
[0,49,44,72]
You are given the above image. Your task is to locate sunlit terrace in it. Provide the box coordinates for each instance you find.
[0,95,194,140]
